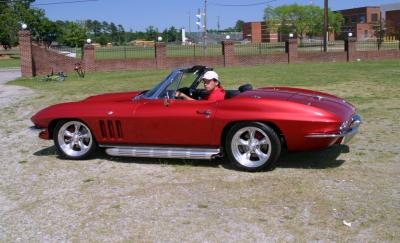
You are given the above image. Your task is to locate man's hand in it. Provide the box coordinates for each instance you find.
[175,91,194,100]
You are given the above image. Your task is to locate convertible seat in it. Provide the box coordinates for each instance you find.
[225,84,253,99]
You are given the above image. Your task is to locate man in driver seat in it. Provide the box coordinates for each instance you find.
[176,71,225,101]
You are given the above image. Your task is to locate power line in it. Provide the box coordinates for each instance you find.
[209,0,277,7]
[32,0,98,6]
[0,0,98,5]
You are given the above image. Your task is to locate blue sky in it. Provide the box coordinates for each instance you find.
[37,0,399,31]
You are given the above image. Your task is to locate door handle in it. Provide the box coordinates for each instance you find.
[197,109,212,117]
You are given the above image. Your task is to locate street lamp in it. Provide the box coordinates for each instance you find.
[289,33,294,38]
[348,33,353,37]
[157,36,163,42]
[225,35,231,40]
[86,38,92,44]
[21,23,27,30]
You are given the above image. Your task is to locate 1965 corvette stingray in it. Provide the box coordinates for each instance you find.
[31,66,361,171]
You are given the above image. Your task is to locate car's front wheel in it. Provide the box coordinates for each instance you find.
[54,120,96,159]
[225,122,281,172]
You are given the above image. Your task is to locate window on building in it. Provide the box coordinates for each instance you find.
[364,30,368,39]
[359,15,366,23]
[351,16,357,24]
[344,16,350,25]
[371,13,378,22]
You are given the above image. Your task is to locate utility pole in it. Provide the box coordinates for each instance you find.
[204,0,208,47]
[188,11,191,33]
[323,0,328,52]
[217,16,220,32]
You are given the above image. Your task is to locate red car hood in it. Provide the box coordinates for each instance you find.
[241,87,356,120]
[83,91,141,102]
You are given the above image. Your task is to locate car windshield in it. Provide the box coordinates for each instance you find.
[141,69,202,99]
[142,72,174,98]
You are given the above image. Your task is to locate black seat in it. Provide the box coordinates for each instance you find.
[225,90,240,99]
[225,84,253,99]
[238,84,253,93]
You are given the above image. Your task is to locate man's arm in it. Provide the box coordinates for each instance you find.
[175,91,195,100]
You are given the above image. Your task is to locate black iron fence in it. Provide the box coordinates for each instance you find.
[234,42,286,55]
[298,40,345,53]
[356,40,400,51]
[72,40,400,60]
[166,44,223,57]
[94,46,155,59]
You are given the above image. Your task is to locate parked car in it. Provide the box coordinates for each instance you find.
[31,66,361,171]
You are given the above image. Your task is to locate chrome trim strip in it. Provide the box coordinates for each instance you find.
[305,127,359,138]
[104,146,220,160]
[305,114,362,144]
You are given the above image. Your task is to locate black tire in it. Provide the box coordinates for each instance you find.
[225,122,281,172]
[53,120,97,160]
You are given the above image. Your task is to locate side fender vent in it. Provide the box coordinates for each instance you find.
[99,120,123,139]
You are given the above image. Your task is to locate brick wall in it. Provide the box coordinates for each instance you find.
[18,31,33,77]
[297,52,347,63]
[18,31,400,78]
[355,50,400,60]
[31,45,79,76]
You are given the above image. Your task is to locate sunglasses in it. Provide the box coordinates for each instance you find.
[203,79,215,84]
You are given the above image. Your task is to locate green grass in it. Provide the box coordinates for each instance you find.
[9,60,400,103]
[0,48,20,68]
[0,57,20,68]
[4,59,400,241]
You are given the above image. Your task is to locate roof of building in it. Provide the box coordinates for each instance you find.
[337,6,380,12]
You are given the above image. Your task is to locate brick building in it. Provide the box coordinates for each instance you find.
[242,22,279,43]
[385,10,400,38]
[337,7,381,40]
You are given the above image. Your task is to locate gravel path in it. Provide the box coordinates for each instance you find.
[0,68,21,84]
[0,72,399,242]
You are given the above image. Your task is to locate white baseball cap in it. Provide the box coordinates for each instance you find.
[203,71,219,81]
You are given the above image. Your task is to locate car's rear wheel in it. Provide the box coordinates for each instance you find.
[54,120,96,159]
[225,122,281,172]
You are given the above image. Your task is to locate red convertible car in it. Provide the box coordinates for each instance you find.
[31,66,361,171]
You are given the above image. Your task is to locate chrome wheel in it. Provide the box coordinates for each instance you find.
[228,123,280,171]
[57,121,93,157]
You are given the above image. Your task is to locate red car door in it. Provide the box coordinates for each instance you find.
[131,99,218,146]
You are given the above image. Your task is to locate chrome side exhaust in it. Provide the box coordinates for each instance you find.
[104,146,220,160]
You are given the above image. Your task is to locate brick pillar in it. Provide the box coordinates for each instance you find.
[83,44,95,72]
[286,39,298,63]
[345,37,357,62]
[155,42,166,69]
[222,41,234,67]
[18,31,34,77]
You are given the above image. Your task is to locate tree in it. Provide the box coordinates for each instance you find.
[145,26,158,41]
[117,24,125,44]
[58,21,87,47]
[234,20,245,32]
[0,0,37,48]
[0,0,64,48]
[162,26,180,42]
[264,4,343,42]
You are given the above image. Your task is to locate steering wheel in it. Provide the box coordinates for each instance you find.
[177,87,195,98]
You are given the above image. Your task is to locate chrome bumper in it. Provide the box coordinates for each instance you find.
[305,114,362,144]
[29,125,43,131]
[29,126,50,139]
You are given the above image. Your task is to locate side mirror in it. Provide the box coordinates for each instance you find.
[163,96,169,106]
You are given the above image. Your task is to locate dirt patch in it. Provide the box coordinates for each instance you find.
[0,81,399,242]
[0,55,12,60]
